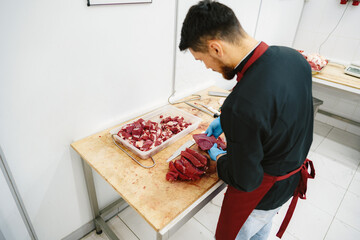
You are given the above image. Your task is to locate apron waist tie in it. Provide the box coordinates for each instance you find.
[276,159,315,238]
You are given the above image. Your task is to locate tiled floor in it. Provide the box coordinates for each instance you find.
[82,120,360,240]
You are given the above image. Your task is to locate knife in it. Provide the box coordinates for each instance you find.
[195,102,221,116]
[185,102,220,118]
[166,139,195,162]
[208,91,229,97]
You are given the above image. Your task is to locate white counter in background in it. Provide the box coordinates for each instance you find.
[311,63,360,136]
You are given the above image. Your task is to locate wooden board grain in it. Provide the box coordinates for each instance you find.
[71,86,229,231]
[314,62,360,90]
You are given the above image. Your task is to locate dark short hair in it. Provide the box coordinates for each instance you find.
[179,0,244,52]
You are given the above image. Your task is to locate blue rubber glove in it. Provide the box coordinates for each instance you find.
[205,117,223,138]
[208,143,227,161]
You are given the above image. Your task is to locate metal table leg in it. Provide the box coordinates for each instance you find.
[82,158,120,240]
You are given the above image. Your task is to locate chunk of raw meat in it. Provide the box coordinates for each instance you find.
[193,133,226,151]
[141,140,153,151]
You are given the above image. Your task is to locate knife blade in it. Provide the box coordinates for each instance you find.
[195,102,221,116]
[185,102,219,118]
[166,139,195,162]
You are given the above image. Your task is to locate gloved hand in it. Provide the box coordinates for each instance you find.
[205,117,223,138]
[208,143,227,161]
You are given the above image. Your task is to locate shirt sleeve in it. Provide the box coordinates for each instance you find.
[217,113,265,192]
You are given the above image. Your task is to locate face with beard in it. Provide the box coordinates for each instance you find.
[218,60,236,80]
[189,48,235,80]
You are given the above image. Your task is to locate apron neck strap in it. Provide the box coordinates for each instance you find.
[236,41,269,82]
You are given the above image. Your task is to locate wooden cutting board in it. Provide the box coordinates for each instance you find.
[71,86,229,231]
[314,62,360,90]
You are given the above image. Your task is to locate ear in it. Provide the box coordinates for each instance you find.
[208,40,223,58]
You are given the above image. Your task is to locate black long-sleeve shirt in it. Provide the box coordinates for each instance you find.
[217,45,314,210]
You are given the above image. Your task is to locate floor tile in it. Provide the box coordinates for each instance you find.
[306,175,346,215]
[325,218,360,240]
[323,127,360,152]
[335,191,360,231]
[169,218,215,240]
[81,216,139,240]
[273,200,333,240]
[309,151,356,189]
[107,216,138,240]
[118,206,156,240]
[268,222,298,240]
[316,132,360,169]
[346,124,360,137]
[311,133,326,151]
[81,230,109,240]
[313,120,333,137]
[348,166,360,195]
[193,202,221,234]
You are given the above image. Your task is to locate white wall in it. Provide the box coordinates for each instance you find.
[293,0,360,65]
[0,0,176,239]
[255,0,304,47]
[0,169,30,240]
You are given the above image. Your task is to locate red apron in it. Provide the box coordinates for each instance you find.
[216,42,316,239]
[236,41,269,82]
[215,159,315,240]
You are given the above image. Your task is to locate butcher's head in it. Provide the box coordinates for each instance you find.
[179,0,246,80]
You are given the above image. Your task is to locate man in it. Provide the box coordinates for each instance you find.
[179,1,315,240]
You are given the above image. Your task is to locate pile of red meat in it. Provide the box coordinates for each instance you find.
[117,116,192,152]
[166,148,209,182]
[298,50,328,72]
[193,133,227,151]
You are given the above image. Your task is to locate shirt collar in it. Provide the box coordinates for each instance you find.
[233,41,261,73]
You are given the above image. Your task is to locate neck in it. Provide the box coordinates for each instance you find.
[228,35,259,69]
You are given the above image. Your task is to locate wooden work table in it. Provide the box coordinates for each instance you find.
[313,62,360,94]
[71,86,229,239]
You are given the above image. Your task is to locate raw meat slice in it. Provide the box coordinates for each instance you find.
[174,159,200,180]
[193,133,226,151]
[166,148,210,182]
[179,157,204,176]
[181,151,204,168]
[166,171,178,182]
[169,161,191,180]
[193,133,215,150]
[185,148,208,166]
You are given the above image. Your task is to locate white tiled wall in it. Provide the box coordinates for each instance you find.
[313,82,360,136]
[293,0,360,65]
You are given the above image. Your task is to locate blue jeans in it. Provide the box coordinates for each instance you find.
[235,206,281,240]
